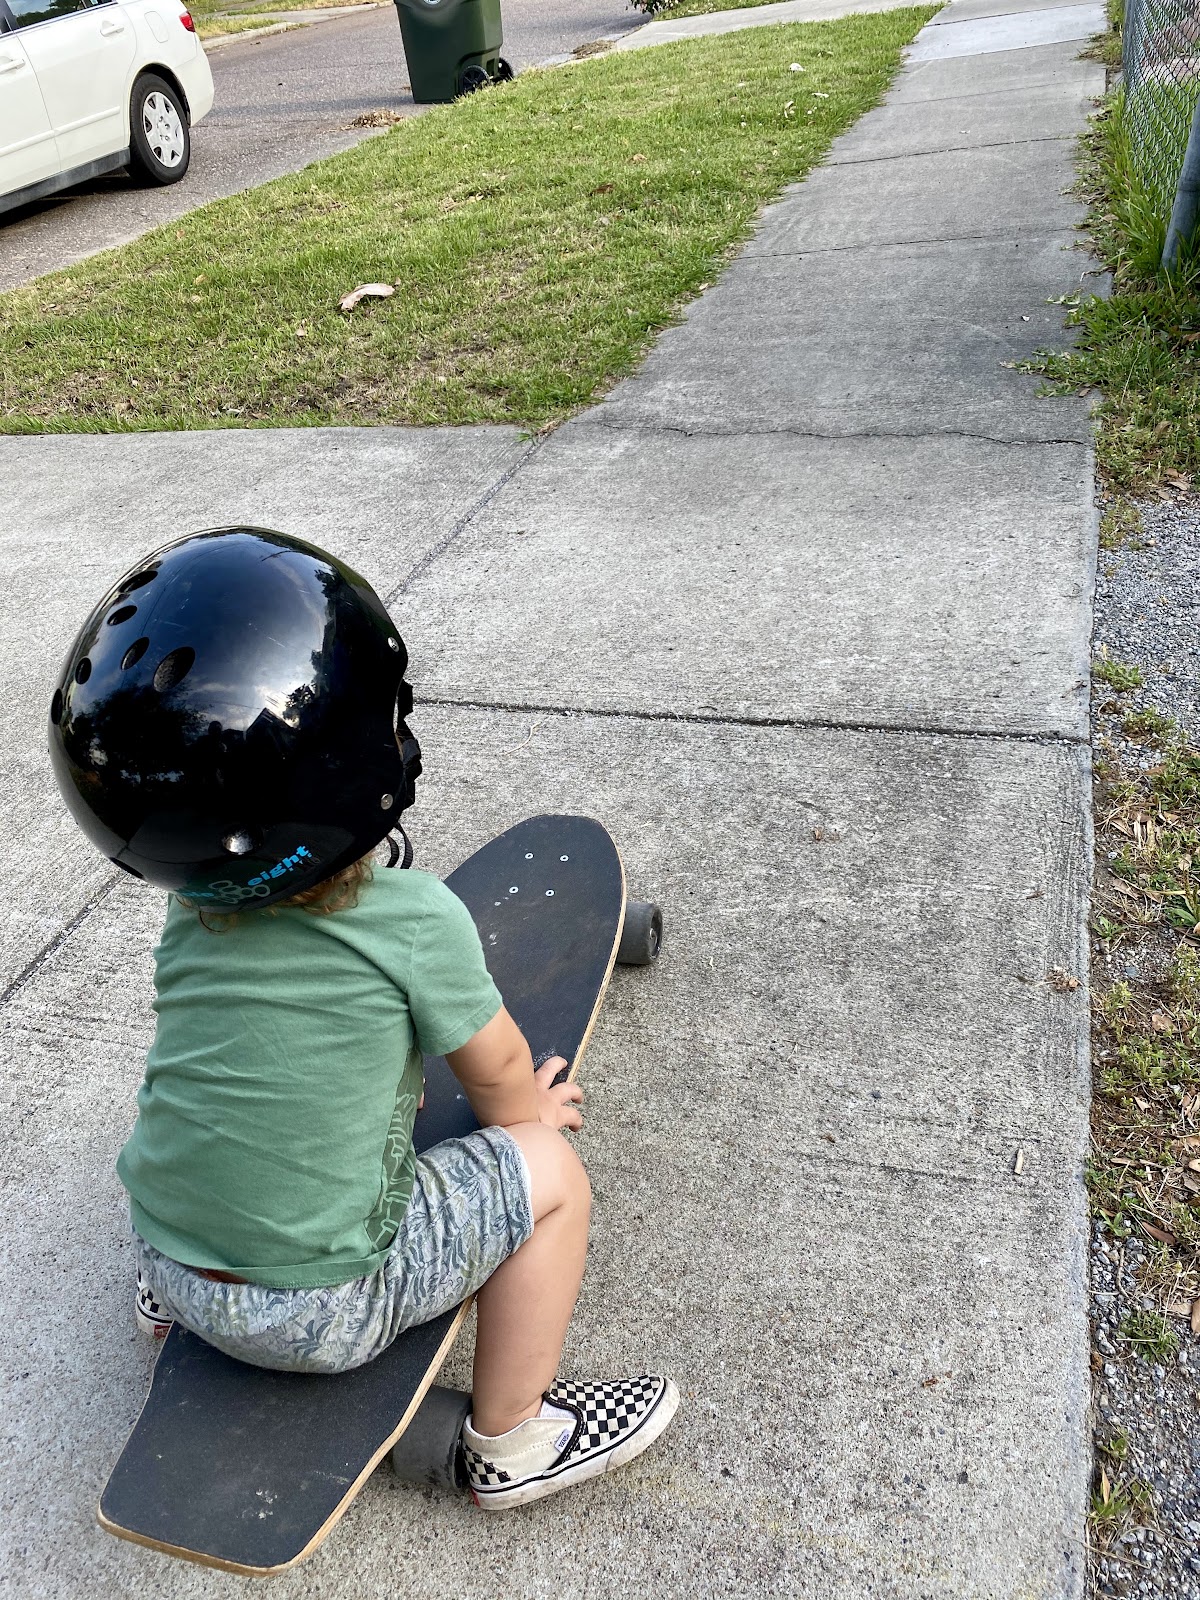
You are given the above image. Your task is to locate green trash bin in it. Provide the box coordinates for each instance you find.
[394,0,511,104]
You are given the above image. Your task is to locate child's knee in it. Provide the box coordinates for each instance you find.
[510,1122,591,1217]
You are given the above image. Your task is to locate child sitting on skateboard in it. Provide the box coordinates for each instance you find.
[50,527,677,1510]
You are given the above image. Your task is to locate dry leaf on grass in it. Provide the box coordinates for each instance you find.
[338,283,395,313]
[1192,1300,1200,1336]
[1141,1221,1177,1245]
[1150,1011,1175,1032]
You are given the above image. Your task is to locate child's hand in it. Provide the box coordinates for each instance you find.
[535,1057,583,1132]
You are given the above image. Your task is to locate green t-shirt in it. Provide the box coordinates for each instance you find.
[118,870,502,1289]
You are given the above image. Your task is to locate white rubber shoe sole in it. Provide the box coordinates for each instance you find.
[135,1276,174,1341]
[465,1376,680,1510]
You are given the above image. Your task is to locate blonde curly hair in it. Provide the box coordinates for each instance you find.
[193,853,374,931]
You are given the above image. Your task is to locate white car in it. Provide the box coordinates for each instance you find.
[0,0,214,214]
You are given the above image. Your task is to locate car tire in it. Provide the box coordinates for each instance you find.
[128,74,191,186]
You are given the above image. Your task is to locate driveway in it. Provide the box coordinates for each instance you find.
[0,0,641,293]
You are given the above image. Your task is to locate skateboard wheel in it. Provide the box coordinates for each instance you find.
[389,1385,472,1492]
[617,900,662,966]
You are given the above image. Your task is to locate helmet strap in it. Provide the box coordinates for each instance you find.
[383,827,414,870]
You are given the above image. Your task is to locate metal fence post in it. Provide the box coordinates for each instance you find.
[1120,0,1200,266]
[1123,0,1144,90]
[1164,92,1200,268]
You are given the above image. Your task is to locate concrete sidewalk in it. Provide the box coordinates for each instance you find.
[0,2,1104,1595]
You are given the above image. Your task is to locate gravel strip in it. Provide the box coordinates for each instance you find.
[1093,498,1200,747]
[1090,493,1200,1600]
[1090,1224,1200,1600]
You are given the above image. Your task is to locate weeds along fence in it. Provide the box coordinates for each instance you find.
[1122,0,1200,265]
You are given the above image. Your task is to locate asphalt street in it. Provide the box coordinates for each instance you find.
[0,0,641,292]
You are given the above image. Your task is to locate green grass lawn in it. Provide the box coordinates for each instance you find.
[190,0,370,42]
[1027,91,1200,494]
[0,9,933,433]
[648,0,811,18]
[195,14,281,38]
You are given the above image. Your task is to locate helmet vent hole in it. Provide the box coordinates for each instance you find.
[107,604,138,626]
[153,647,195,694]
[49,689,63,725]
[75,658,92,685]
[119,568,158,595]
[122,637,150,671]
[222,830,258,857]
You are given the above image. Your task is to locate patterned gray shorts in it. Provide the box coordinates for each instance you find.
[134,1126,533,1374]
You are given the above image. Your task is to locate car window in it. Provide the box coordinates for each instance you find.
[5,0,103,27]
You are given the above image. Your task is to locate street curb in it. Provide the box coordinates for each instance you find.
[200,2,384,53]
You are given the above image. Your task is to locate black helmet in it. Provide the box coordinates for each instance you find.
[48,527,421,911]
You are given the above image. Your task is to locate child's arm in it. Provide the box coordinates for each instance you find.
[447,1007,583,1132]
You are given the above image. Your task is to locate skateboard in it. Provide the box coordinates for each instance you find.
[97,814,662,1575]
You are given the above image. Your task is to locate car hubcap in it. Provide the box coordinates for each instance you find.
[142,92,185,168]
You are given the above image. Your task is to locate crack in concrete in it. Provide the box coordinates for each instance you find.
[577,415,1089,447]
[385,436,543,606]
[416,693,1088,748]
[748,227,1075,260]
[824,132,1074,168]
[0,876,119,1012]
[741,226,1077,259]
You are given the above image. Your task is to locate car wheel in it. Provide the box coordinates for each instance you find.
[128,74,191,186]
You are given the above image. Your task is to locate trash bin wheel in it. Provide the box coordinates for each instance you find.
[458,64,491,94]
[390,1384,472,1491]
[495,56,514,81]
[617,900,663,967]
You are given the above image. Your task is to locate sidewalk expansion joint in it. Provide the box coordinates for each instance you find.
[579,417,1089,448]
[877,79,1102,112]
[385,435,544,606]
[416,694,1088,748]
[0,876,119,1013]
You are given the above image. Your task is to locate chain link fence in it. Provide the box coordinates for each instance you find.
[1122,0,1200,263]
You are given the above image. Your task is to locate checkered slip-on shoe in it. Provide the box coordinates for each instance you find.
[462,1375,679,1510]
[134,1272,174,1341]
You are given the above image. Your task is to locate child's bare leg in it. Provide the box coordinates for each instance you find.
[470,1121,590,1436]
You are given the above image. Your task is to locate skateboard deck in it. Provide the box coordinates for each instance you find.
[98,814,630,1575]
